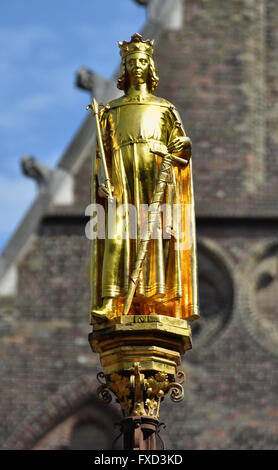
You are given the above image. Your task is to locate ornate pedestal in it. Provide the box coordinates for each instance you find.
[89,315,192,449]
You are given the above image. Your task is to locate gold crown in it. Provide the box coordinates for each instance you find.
[118,33,154,59]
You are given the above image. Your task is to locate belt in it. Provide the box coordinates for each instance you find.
[112,139,168,154]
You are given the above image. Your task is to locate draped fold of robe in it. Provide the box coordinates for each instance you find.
[89,94,199,322]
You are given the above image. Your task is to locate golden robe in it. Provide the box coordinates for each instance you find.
[90,94,199,322]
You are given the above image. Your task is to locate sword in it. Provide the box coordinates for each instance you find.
[87,98,114,202]
[122,150,189,316]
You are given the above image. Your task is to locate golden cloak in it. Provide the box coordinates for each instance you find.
[90,94,199,322]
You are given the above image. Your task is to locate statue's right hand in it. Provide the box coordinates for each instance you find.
[98,183,113,199]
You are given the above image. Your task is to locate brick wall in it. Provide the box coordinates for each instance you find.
[155,0,278,216]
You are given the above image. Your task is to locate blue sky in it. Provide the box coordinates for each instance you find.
[0,0,146,253]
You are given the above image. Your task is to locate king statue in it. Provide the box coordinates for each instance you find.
[88,33,199,324]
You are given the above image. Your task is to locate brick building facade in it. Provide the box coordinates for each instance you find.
[1,0,278,450]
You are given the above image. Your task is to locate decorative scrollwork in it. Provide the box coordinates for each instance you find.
[96,367,185,418]
[96,384,113,405]
[175,370,185,385]
[96,372,112,404]
[168,382,184,403]
[96,371,112,404]
[164,370,185,403]
[97,371,106,386]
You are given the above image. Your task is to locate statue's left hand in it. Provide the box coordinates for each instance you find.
[168,136,191,155]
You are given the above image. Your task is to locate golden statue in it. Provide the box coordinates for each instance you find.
[88,33,199,324]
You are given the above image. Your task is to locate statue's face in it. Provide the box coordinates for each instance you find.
[125,52,149,85]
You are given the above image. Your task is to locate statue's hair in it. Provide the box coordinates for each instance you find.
[117,56,159,93]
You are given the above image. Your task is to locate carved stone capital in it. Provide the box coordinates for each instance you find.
[96,363,185,419]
